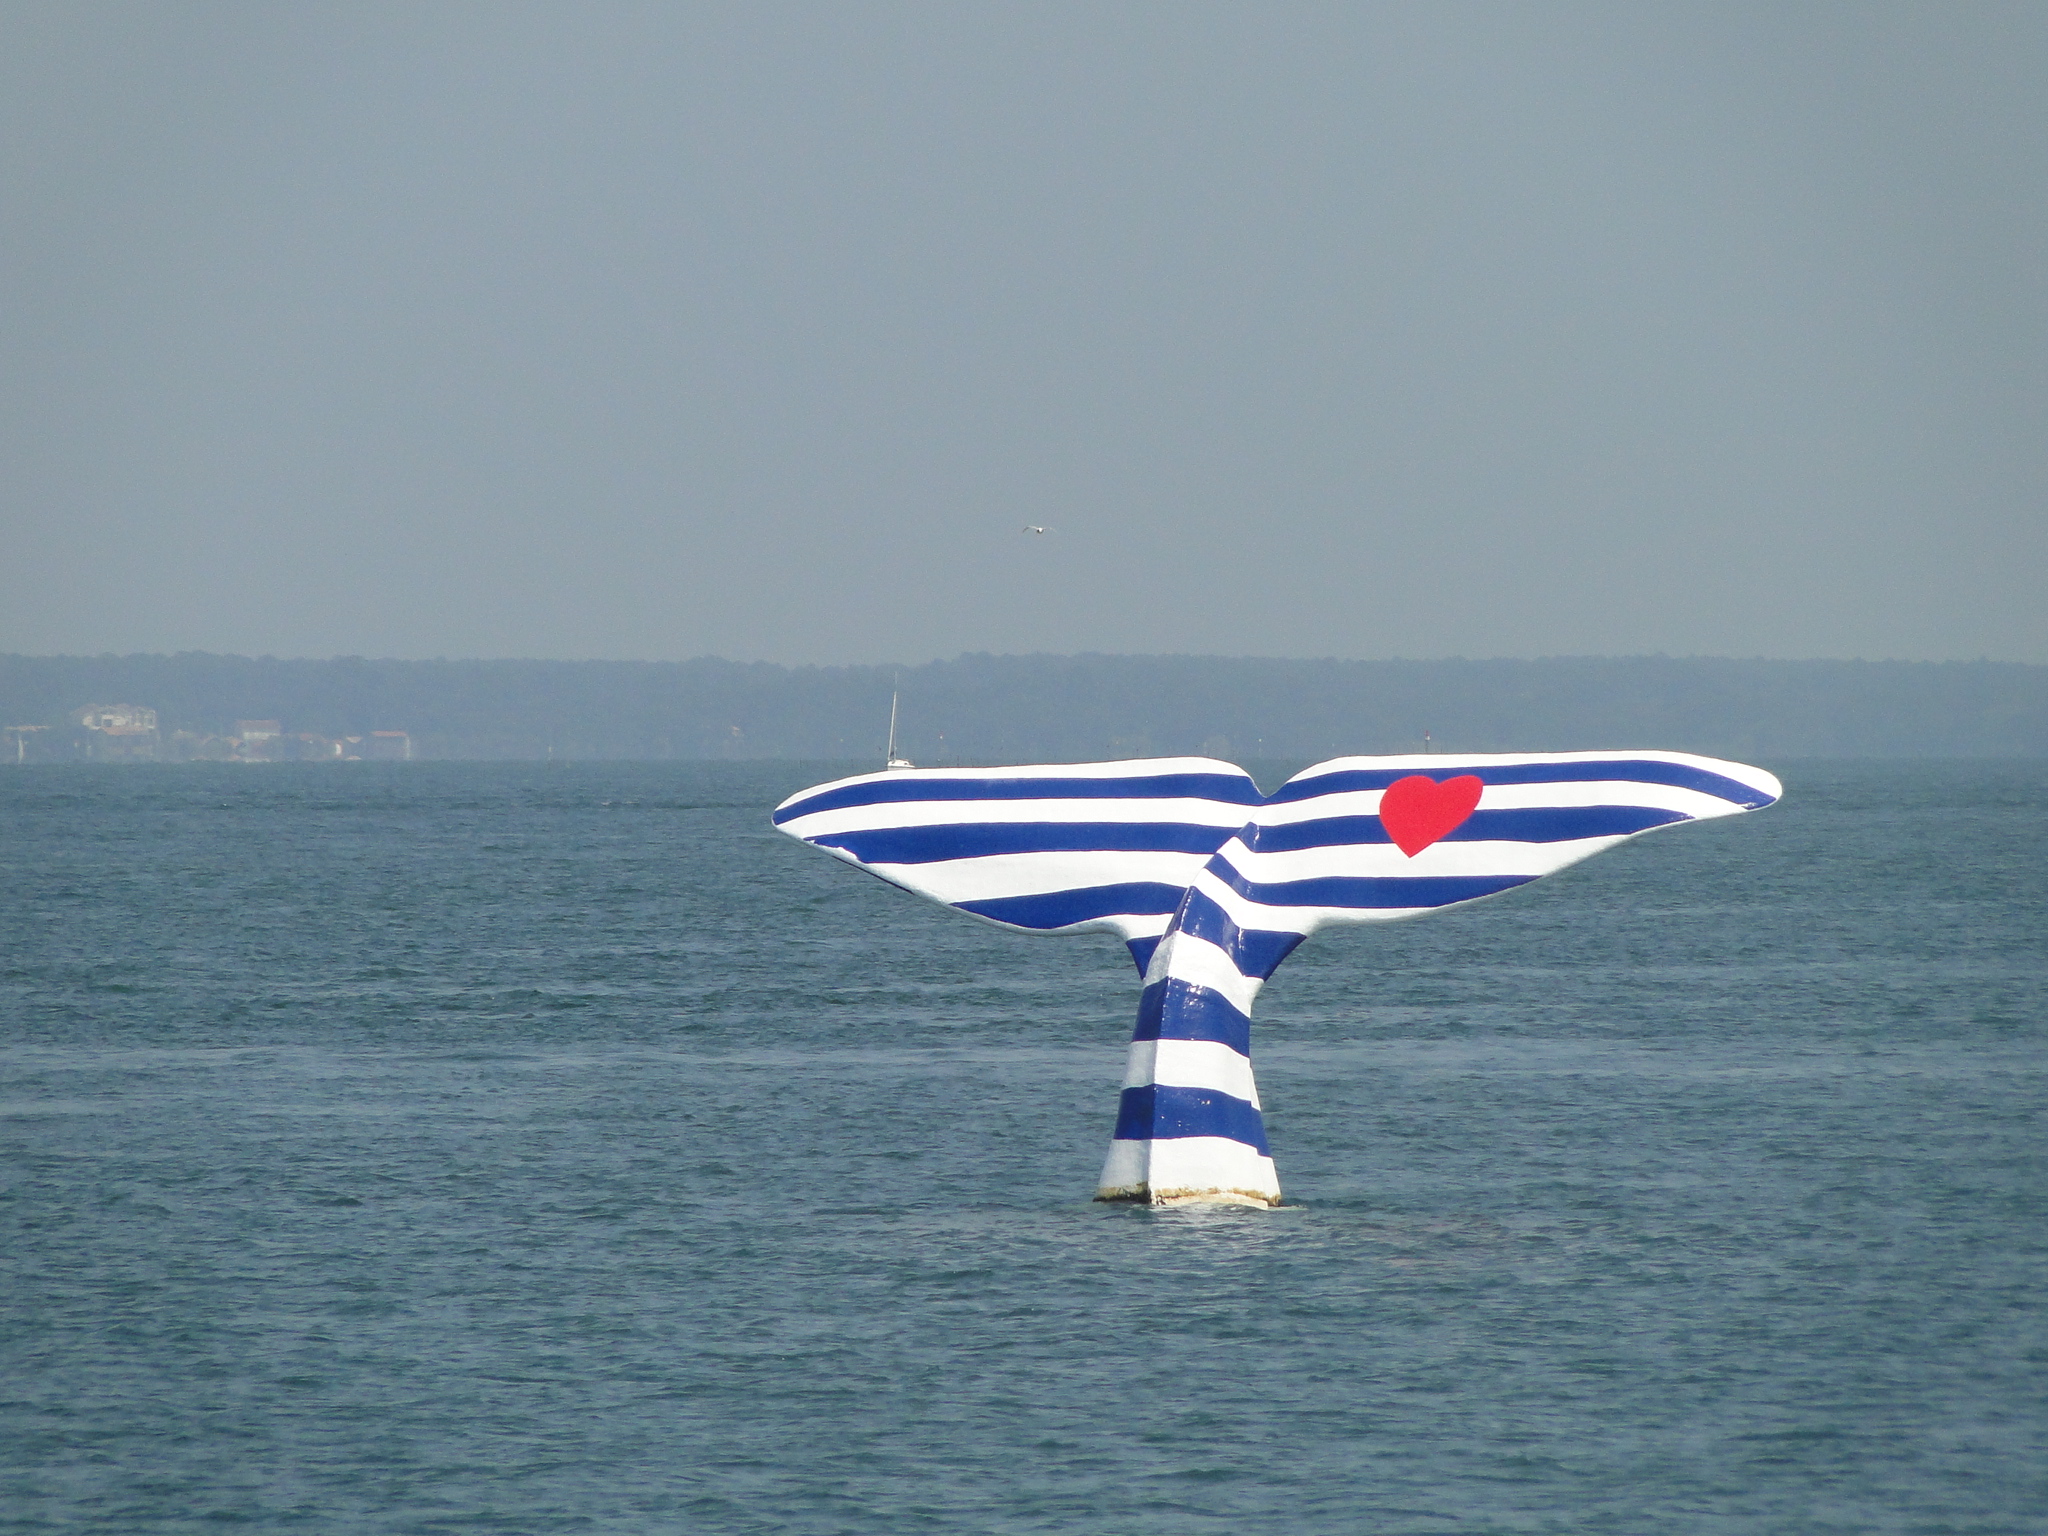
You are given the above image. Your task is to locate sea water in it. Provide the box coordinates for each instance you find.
[2,760,2043,1534]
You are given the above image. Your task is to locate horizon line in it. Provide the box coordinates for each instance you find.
[2,650,2040,669]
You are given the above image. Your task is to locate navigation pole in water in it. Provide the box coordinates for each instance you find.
[773,751,1781,1206]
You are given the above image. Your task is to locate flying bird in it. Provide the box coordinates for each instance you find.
[1022,525,1049,534]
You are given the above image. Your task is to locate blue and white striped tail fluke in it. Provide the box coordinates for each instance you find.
[774,750,1781,1207]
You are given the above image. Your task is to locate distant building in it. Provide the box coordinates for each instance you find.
[71,703,160,761]
[75,704,157,734]
[289,732,343,760]
[10,708,410,765]
[4,725,51,764]
[232,721,283,761]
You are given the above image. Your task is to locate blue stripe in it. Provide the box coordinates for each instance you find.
[813,820,1236,865]
[1114,1084,1270,1152]
[775,772,1261,824]
[1264,759,1773,809]
[954,882,1187,931]
[1246,804,1687,853]
[1171,889,1309,978]
[1131,977,1253,1053]
[1126,935,1163,976]
[1203,862,1536,912]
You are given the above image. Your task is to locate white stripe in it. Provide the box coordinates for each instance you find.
[1148,931,1267,1014]
[1095,1136,1281,1206]
[1287,747,1778,789]
[1185,866,1318,938]
[1122,1037,1262,1106]
[1096,1136,1150,1195]
[1469,781,1747,816]
[782,797,1256,837]
[848,848,1213,902]
[1297,897,1509,928]
[774,757,1253,809]
[1185,863,1519,934]
[1222,835,1631,883]
[858,755,1242,781]
[1251,779,1747,828]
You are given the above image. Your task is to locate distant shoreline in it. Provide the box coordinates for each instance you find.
[4,653,2044,761]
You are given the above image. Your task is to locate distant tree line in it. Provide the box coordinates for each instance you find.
[2,651,2043,761]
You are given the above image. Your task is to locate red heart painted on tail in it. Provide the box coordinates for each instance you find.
[1378,774,1484,857]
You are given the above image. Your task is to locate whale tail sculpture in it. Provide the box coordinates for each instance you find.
[774,751,1781,1206]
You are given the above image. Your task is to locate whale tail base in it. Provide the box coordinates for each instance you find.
[1095,1135,1282,1208]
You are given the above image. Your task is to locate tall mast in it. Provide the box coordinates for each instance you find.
[886,689,900,765]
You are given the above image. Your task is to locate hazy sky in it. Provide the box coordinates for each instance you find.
[4,2,2043,664]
